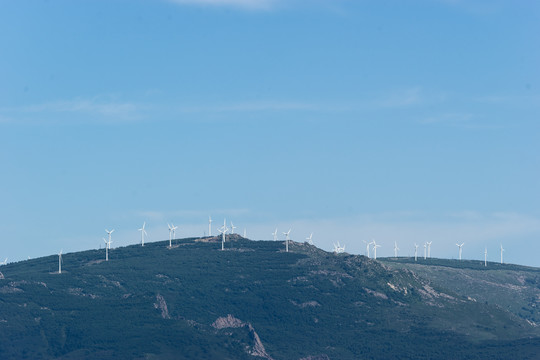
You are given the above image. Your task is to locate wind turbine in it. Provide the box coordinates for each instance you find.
[363,240,374,258]
[456,243,464,260]
[394,241,399,258]
[168,223,173,247]
[306,233,313,245]
[58,249,63,274]
[414,243,419,262]
[243,228,247,238]
[103,237,111,261]
[230,222,237,234]
[218,219,228,250]
[272,228,278,241]
[208,216,212,237]
[283,229,291,252]
[426,241,432,258]
[105,229,114,249]
[1,258,7,265]
[500,244,505,264]
[372,241,381,260]
[333,241,345,254]
[138,222,147,246]
[423,243,427,260]
[484,247,488,267]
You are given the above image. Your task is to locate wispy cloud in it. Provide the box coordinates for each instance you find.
[175,89,429,115]
[419,113,508,129]
[0,96,144,124]
[25,98,140,119]
[432,0,506,15]
[420,112,474,126]
[0,114,12,123]
[475,94,540,108]
[134,208,252,221]
[177,100,321,113]
[376,87,424,108]
[165,0,277,10]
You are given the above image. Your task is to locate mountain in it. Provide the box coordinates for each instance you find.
[1,237,539,359]
[379,257,540,327]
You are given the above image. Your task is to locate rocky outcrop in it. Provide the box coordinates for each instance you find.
[212,314,244,329]
[299,355,331,360]
[212,314,273,359]
[363,287,388,300]
[68,288,98,299]
[0,286,22,294]
[154,294,170,319]
[415,284,457,307]
[290,300,321,308]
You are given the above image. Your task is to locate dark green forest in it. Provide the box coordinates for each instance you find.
[1,237,539,359]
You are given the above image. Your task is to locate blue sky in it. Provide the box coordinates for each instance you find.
[1,0,539,266]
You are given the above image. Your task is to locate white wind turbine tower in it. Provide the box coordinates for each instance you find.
[58,250,63,274]
[243,228,247,238]
[208,216,212,237]
[230,222,237,235]
[272,228,278,241]
[394,241,399,258]
[456,243,464,260]
[168,223,173,247]
[218,219,229,250]
[283,229,291,252]
[363,240,374,258]
[500,244,505,264]
[484,247,488,267]
[1,258,7,265]
[103,237,112,261]
[372,241,381,260]
[306,233,313,245]
[423,243,427,260]
[414,243,419,262]
[105,229,114,249]
[138,222,147,246]
[426,241,432,258]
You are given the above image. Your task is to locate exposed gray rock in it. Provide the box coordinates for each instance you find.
[290,300,321,308]
[299,355,331,360]
[363,287,388,300]
[212,314,245,329]
[212,315,273,359]
[0,286,22,294]
[154,294,170,319]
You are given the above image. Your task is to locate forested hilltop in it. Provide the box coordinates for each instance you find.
[1,236,539,359]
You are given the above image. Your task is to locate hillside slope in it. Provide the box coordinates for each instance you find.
[380,257,540,326]
[1,237,539,359]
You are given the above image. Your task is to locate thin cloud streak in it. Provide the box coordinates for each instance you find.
[177,101,322,113]
[418,113,509,129]
[166,0,276,10]
[25,98,140,119]
[0,97,145,124]
[134,208,252,221]
[375,87,424,108]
